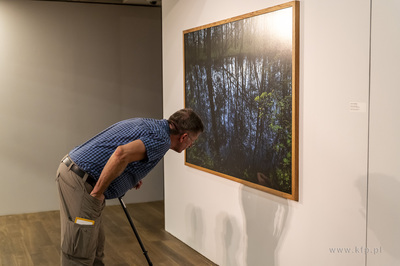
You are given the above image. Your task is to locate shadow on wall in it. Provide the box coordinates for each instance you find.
[357,174,400,260]
[240,186,289,266]
[216,212,242,266]
[185,204,205,252]
[184,187,290,265]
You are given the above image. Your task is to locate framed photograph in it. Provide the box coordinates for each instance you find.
[184,1,299,201]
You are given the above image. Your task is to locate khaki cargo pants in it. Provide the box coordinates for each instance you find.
[56,156,105,266]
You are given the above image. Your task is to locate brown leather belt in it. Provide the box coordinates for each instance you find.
[62,157,97,188]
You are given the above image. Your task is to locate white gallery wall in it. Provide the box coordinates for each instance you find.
[0,1,163,215]
[367,0,400,265]
[163,0,399,265]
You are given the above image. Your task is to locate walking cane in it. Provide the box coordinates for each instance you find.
[118,197,153,266]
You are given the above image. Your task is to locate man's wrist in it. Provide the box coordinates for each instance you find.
[90,191,105,199]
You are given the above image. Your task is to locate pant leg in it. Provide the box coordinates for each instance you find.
[85,182,106,266]
[56,159,105,266]
[93,221,105,266]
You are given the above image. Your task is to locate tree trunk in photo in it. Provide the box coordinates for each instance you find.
[205,28,221,165]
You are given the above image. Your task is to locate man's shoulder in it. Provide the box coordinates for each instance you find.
[141,118,169,130]
[119,117,166,125]
[114,118,169,138]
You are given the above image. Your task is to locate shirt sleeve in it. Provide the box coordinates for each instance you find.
[140,131,170,162]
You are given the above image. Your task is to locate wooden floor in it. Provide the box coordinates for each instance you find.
[0,201,217,266]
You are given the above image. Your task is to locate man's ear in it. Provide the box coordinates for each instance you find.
[179,133,188,143]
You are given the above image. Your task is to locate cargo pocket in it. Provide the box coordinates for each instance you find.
[61,219,97,259]
[61,192,104,259]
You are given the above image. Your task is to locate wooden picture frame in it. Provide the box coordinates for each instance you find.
[183,1,299,201]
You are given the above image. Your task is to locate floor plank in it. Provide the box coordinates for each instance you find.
[0,201,218,266]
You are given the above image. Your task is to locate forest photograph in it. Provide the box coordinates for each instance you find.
[184,3,299,199]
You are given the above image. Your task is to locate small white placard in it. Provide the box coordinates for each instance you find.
[349,102,366,112]
[75,217,95,225]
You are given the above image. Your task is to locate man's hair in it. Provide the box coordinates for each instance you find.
[168,108,204,135]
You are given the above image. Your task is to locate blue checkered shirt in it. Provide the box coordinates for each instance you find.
[69,118,170,199]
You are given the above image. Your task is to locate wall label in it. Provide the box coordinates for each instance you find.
[349,102,367,112]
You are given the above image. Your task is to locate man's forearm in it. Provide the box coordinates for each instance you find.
[89,140,147,200]
[90,147,129,199]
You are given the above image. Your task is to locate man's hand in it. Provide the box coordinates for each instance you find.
[90,191,105,202]
[134,180,143,190]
